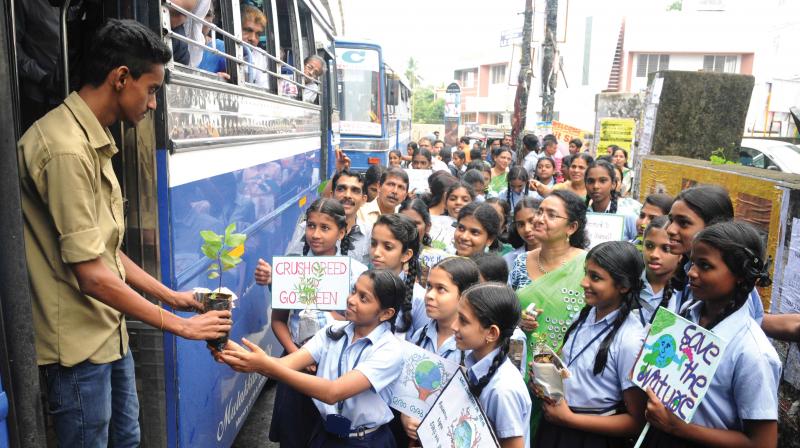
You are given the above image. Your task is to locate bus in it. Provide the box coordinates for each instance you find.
[334,40,411,171]
[0,0,341,447]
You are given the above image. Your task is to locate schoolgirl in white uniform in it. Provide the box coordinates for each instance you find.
[636,216,682,324]
[534,241,647,447]
[400,257,482,443]
[220,270,407,447]
[454,283,532,448]
[665,185,764,323]
[640,222,780,448]
[253,198,367,447]
[584,160,641,242]
[369,213,427,338]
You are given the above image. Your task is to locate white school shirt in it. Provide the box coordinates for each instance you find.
[410,318,465,364]
[561,307,645,412]
[680,301,781,430]
[635,272,679,325]
[679,261,764,324]
[303,321,403,429]
[465,348,532,445]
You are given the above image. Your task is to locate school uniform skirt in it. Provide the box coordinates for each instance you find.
[268,354,321,446]
[534,405,630,448]
[309,421,396,448]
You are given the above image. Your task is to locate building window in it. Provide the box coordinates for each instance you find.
[703,55,738,73]
[491,64,506,84]
[636,54,669,77]
[464,70,475,88]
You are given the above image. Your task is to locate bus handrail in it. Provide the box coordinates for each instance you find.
[161,0,316,88]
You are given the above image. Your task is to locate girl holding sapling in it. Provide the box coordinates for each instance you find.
[253,198,367,447]
[453,283,531,448]
[533,241,647,447]
[220,270,407,447]
[639,222,780,448]
[636,216,682,324]
[399,257,482,443]
[369,213,428,338]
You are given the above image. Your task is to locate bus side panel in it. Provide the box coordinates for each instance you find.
[162,138,320,447]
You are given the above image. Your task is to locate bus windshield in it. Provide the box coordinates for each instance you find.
[337,48,382,136]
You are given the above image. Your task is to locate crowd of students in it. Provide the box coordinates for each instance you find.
[213,135,798,448]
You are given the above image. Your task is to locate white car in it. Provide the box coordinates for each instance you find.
[738,138,800,174]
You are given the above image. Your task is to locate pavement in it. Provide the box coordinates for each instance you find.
[232,381,280,448]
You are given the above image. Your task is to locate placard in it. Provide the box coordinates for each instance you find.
[417,369,499,448]
[585,212,626,248]
[598,118,636,155]
[429,215,457,254]
[388,341,460,419]
[631,307,727,423]
[270,256,351,310]
[405,168,433,194]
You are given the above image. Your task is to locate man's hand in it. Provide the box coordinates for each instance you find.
[254,259,272,285]
[335,150,351,172]
[177,310,232,340]
[168,290,204,312]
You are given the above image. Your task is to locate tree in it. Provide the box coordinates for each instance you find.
[512,0,534,162]
[541,0,558,122]
[412,88,444,124]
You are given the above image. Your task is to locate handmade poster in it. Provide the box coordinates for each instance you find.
[388,341,460,420]
[552,120,585,154]
[271,256,351,310]
[419,246,453,286]
[406,168,433,194]
[585,212,625,248]
[429,215,457,254]
[417,369,500,448]
[598,118,636,155]
[632,307,727,423]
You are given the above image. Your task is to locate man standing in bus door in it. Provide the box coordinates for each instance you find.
[17,20,232,447]
[356,167,409,226]
[241,4,270,89]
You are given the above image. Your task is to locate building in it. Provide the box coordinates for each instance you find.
[451,50,516,126]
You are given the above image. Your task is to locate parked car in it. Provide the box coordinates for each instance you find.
[738,138,800,174]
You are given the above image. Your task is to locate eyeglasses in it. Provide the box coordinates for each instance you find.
[534,208,568,221]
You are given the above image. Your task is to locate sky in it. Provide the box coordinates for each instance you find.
[341,0,523,86]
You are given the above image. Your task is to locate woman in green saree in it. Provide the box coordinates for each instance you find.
[513,190,590,438]
[488,146,513,197]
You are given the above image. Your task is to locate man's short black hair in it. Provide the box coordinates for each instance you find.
[380,167,409,186]
[331,169,365,192]
[459,136,470,145]
[82,19,172,87]
[469,148,482,160]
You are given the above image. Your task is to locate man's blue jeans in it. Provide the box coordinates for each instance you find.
[42,349,140,447]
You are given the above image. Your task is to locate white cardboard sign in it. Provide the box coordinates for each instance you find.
[585,212,626,248]
[270,256,351,310]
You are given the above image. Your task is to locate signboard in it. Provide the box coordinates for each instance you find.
[271,256,352,310]
[388,341,460,419]
[406,169,433,194]
[444,83,461,119]
[632,307,727,423]
[552,120,585,153]
[335,48,380,72]
[417,370,500,448]
[429,215,457,254]
[598,118,636,155]
[585,213,626,248]
[534,121,553,136]
[500,28,523,47]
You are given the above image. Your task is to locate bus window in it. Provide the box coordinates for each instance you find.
[336,48,382,136]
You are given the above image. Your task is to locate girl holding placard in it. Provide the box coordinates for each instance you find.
[399,257,482,443]
[453,283,531,448]
[636,217,682,324]
[533,241,647,447]
[640,222,780,448]
[584,160,641,242]
[369,213,427,338]
[220,270,407,447]
[253,198,367,447]
[454,202,502,257]
[665,186,764,322]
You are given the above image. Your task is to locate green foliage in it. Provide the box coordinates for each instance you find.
[200,223,247,294]
[413,87,445,124]
[294,262,326,307]
[667,0,682,11]
[709,147,737,165]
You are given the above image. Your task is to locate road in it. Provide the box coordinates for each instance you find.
[232,381,279,448]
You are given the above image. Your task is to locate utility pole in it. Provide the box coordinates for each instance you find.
[512,0,534,163]
[541,0,558,122]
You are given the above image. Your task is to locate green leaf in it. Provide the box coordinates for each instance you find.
[220,253,241,271]
[207,263,220,272]
[226,233,246,248]
[201,245,218,260]
[200,230,222,244]
[207,271,220,279]
[224,223,236,241]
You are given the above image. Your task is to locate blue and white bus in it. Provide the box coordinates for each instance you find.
[0,0,341,447]
[335,40,411,171]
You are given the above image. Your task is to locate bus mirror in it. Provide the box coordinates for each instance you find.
[387,79,400,106]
